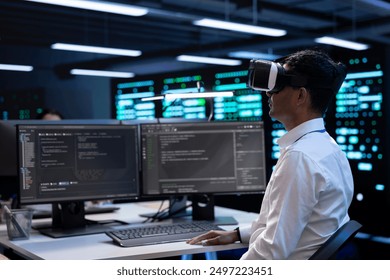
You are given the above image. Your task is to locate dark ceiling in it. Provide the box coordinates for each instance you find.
[0,0,389,78]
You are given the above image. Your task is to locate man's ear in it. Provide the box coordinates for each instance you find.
[297,87,309,106]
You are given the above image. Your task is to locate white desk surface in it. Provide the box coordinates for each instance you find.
[0,201,257,260]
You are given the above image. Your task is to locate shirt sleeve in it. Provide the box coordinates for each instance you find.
[241,150,326,259]
[238,225,252,243]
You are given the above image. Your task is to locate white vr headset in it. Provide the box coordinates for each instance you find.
[247,59,346,94]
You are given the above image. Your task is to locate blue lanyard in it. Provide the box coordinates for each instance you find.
[294,129,326,143]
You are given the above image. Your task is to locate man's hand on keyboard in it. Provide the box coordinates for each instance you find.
[186,229,239,246]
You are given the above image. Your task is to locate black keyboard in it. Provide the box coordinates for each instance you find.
[106,220,224,247]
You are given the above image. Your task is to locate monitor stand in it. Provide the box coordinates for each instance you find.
[139,194,238,225]
[32,201,127,238]
[139,195,191,220]
[190,194,238,225]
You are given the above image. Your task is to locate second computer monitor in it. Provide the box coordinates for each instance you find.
[140,121,267,221]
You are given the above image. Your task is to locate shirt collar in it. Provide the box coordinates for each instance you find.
[277,118,325,149]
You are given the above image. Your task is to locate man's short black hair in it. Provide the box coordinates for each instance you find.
[280,49,347,115]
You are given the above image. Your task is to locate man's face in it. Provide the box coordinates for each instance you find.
[265,64,299,125]
[266,85,297,123]
[42,113,62,120]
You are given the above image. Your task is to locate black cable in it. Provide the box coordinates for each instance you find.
[142,199,166,223]
[152,198,184,221]
[156,203,193,222]
[161,98,179,114]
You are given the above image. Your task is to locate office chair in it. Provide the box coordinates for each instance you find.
[309,220,362,260]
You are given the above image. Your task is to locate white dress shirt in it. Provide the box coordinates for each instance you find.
[239,118,354,259]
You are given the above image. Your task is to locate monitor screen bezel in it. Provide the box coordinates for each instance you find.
[16,123,140,205]
[139,120,267,197]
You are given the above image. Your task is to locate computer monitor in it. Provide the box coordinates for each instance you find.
[140,121,267,223]
[16,123,140,237]
[0,120,21,178]
[0,119,121,177]
[0,120,121,200]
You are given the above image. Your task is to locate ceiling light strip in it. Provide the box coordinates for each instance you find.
[51,43,141,57]
[228,51,281,60]
[70,69,135,78]
[0,64,33,72]
[315,36,369,51]
[193,18,287,37]
[25,0,148,17]
[177,55,241,66]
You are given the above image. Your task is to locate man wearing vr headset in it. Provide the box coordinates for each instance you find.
[187,49,354,260]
